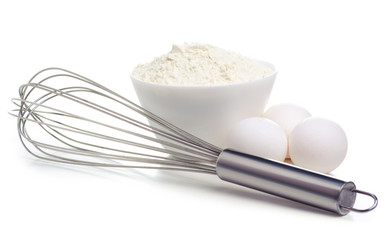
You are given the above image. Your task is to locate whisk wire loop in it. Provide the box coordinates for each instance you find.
[14,68,221,174]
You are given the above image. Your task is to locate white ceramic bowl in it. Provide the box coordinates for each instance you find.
[130,60,277,148]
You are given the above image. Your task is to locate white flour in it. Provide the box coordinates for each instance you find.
[132,43,274,86]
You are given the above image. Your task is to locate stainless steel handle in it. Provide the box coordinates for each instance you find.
[216,149,378,215]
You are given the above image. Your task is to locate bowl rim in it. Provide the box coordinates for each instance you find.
[130,60,277,89]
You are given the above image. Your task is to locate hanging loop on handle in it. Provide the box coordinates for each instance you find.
[340,189,378,213]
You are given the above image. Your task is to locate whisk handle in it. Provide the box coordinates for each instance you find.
[216,149,377,215]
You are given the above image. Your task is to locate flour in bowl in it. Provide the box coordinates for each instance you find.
[132,43,274,86]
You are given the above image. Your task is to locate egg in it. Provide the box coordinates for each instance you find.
[263,103,311,158]
[263,103,311,136]
[289,117,348,173]
[226,117,287,161]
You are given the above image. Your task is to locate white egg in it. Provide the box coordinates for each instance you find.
[263,103,311,136]
[289,117,348,173]
[263,103,311,158]
[226,117,287,161]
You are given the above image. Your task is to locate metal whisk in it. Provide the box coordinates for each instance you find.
[12,68,378,215]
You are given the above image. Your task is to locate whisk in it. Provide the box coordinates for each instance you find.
[11,67,378,215]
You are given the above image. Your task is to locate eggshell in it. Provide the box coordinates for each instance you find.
[226,117,287,161]
[263,103,311,158]
[289,117,348,173]
[263,103,311,136]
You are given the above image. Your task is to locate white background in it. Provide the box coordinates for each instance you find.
[1,0,389,239]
